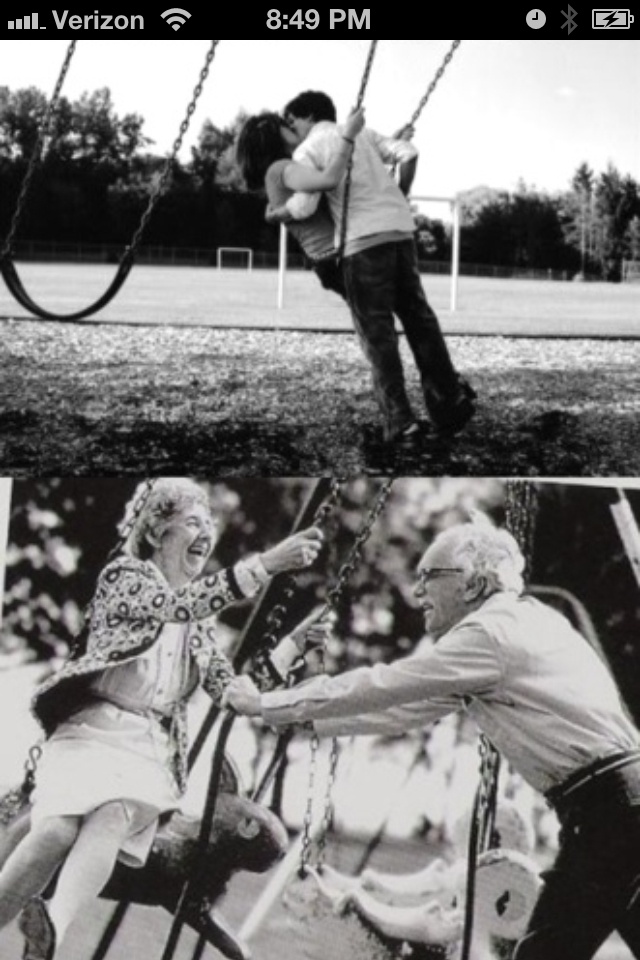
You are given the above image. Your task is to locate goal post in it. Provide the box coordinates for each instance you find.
[0,478,13,629]
[276,195,461,311]
[217,247,253,270]
[623,260,640,282]
[410,195,461,313]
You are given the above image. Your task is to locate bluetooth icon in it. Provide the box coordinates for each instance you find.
[561,4,578,31]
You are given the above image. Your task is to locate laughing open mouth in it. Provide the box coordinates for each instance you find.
[188,540,210,558]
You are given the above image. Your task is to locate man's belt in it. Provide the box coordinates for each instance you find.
[546,749,640,813]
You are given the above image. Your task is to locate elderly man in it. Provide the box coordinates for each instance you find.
[225,522,640,960]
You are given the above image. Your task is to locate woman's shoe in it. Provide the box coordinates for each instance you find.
[19,897,56,960]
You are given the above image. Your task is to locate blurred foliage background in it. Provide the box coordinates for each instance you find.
[2,477,640,723]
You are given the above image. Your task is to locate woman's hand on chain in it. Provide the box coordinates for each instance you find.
[261,527,323,576]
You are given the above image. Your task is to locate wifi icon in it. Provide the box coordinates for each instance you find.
[161,7,192,30]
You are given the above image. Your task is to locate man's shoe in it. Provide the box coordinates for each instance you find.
[19,897,56,960]
[433,393,476,437]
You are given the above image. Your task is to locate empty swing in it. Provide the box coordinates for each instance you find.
[1,40,219,323]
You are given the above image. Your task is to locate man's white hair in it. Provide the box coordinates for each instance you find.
[433,522,525,595]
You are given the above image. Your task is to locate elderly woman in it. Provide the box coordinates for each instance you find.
[0,478,325,960]
[226,521,640,960]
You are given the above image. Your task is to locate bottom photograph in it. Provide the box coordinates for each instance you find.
[1,476,639,960]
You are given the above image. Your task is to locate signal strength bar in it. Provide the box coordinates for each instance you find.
[8,12,42,27]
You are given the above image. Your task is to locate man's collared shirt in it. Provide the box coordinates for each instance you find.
[260,592,639,794]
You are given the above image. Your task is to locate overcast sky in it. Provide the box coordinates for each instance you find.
[0,38,638,210]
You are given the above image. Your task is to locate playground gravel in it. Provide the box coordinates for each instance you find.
[3,321,640,476]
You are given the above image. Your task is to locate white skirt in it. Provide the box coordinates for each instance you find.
[31,701,181,867]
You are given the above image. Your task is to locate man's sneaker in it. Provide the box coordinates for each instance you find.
[19,898,56,960]
[433,391,476,437]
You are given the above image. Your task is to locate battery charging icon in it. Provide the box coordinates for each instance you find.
[592,8,634,26]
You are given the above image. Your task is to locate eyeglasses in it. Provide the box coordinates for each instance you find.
[416,567,464,586]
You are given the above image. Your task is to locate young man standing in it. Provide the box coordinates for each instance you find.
[280,90,476,448]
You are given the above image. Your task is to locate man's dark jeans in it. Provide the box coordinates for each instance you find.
[514,760,640,960]
[342,238,460,441]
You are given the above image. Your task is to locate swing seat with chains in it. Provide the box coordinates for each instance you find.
[1,40,219,323]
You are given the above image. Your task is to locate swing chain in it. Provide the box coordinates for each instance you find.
[476,734,501,852]
[324,478,395,612]
[505,480,539,579]
[23,742,44,791]
[299,480,395,875]
[299,729,320,877]
[0,739,46,827]
[259,478,347,653]
[355,39,379,108]
[338,40,379,260]
[315,735,340,870]
[2,41,78,258]
[110,478,157,559]
[408,40,462,128]
[127,40,220,257]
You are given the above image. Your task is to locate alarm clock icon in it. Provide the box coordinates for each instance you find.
[526,8,547,26]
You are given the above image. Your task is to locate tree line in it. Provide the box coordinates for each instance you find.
[1,86,639,280]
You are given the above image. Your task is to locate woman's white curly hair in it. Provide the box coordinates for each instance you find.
[119,478,212,560]
[434,518,525,595]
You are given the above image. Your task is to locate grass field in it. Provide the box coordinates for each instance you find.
[2,264,640,475]
[0,263,638,337]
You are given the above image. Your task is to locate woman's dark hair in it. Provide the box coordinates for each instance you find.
[284,91,337,124]
[236,112,289,191]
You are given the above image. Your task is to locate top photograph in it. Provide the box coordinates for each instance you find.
[0,38,638,476]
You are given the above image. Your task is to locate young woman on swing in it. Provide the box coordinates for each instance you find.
[0,478,327,960]
[237,91,475,450]
[236,103,365,297]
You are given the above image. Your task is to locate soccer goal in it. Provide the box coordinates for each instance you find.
[410,195,461,312]
[0,479,12,627]
[276,195,461,311]
[217,247,253,270]
[623,260,640,282]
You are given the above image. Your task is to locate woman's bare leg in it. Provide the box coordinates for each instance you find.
[0,816,80,928]
[47,801,132,947]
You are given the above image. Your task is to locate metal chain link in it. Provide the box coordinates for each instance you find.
[2,41,77,258]
[324,478,394,613]
[505,480,539,578]
[116,478,156,549]
[127,41,220,256]
[476,734,501,852]
[3,40,218,266]
[70,479,156,656]
[23,742,44,791]
[299,729,320,877]
[299,480,395,873]
[315,735,340,869]
[0,739,46,826]
[259,478,347,653]
[407,40,462,128]
[338,40,379,260]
